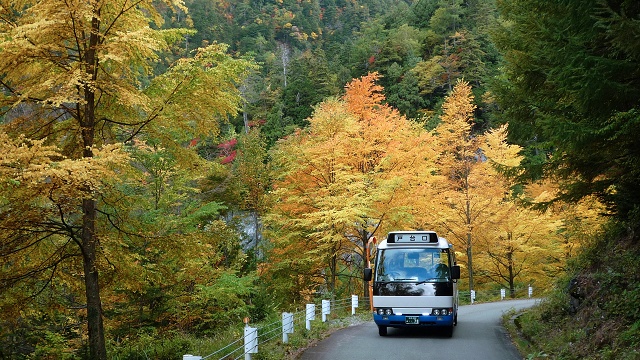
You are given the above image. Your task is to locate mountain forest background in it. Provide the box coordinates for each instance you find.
[0,0,638,359]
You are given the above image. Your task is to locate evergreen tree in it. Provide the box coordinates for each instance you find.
[493,0,640,225]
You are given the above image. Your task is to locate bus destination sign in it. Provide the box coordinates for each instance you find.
[387,231,438,244]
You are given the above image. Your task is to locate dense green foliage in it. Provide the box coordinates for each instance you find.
[492,1,640,358]
[176,0,503,143]
[493,0,640,224]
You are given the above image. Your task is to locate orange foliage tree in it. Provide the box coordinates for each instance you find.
[264,73,438,302]
[264,76,591,303]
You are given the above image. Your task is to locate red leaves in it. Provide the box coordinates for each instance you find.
[220,150,237,164]
[217,138,238,164]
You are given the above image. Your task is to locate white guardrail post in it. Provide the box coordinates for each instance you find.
[183,295,363,359]
[244,324,258,360]
[305,303,315,330]
[501,288,506,300]
[321,300,330,322]
[282,312,294,343]
[351,295,358,315]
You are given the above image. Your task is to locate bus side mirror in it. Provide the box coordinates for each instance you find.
[364,268,372,282]
[451,265,461,280]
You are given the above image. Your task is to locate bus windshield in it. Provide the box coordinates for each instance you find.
[375,248,452,282]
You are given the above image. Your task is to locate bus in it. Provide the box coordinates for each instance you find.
[364,231,461,337]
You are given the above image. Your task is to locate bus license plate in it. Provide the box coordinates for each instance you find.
[405,316,419,325]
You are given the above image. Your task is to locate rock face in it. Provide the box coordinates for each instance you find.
[567,277,586,315]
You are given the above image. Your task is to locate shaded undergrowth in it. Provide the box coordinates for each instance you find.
[505,224,640,359]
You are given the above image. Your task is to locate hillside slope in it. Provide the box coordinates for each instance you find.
[512,225,640,359]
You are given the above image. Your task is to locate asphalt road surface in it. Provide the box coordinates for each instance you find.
[299,299,539,360]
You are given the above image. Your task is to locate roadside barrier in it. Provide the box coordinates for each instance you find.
[183,295,364,360]
[460,285,534,304]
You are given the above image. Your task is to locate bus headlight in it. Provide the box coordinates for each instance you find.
[375,308,394,316]
[431,308,452,316]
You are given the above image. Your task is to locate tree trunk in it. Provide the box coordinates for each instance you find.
[465,192,474,292]
[507,240,515,298]
[82,199,107,360]
[466,232,473,292]
[80,10,107,359]
[363,237,368,298]
[330,253,337,300]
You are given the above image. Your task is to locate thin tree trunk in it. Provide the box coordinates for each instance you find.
[330,253,337,300]
[82,199,107,360]
[466,232,473,292]
[465,181,474,293]
[80,9,107,359]
[508,250,515,298]
[507,236,515,298]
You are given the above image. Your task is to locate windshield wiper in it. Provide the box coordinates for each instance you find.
[378,278,413,282]
[416,278,443,285]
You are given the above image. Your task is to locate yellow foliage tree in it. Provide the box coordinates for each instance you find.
[477,198,564,298]
[265,73,438,301]
[0,133,130,340]
[0,0,254,357]
[527,180,608,261]
[433,87,587,298]
[430,80,493,292]
[431,81,561,296]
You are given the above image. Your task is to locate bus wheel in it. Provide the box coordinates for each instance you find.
[378,325,387,336]
[443,325,454,338]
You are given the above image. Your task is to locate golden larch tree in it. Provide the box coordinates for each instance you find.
[265,73,438,301]
[0,0,254,357]
[431,80,490,293]
[477,125,557,297]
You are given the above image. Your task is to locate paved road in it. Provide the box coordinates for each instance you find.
[299,299,539,360]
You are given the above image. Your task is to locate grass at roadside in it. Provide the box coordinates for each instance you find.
[107,311,371,359]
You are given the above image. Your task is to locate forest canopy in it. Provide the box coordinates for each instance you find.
[1,0,638,358]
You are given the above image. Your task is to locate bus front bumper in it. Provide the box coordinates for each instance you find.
[373,313,454,328]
